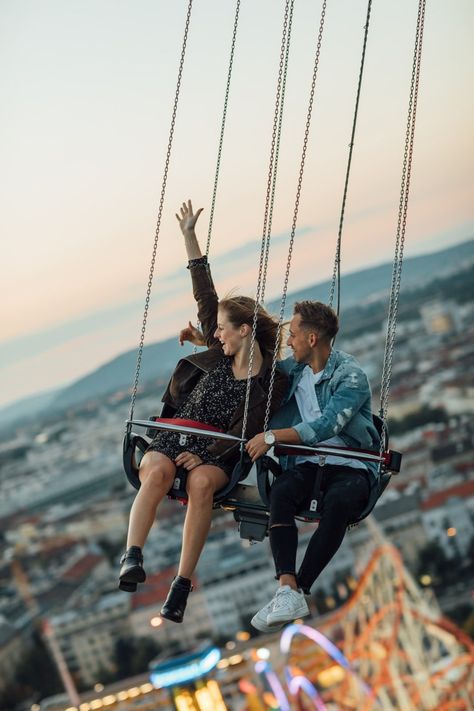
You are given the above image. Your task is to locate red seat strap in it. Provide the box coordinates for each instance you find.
[154,417,223,433]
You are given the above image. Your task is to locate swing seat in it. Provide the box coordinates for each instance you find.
[122,420,253,504]
[123,431,149,491]
[219,414,402,542]
[123,415,402,543]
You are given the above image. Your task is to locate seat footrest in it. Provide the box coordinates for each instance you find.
[233,508,269,542]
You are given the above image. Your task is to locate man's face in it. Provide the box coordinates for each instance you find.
[287,313,315,363]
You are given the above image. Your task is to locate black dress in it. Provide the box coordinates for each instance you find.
[147,357,250,475]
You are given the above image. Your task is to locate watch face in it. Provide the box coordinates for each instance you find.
[265,431,275,445]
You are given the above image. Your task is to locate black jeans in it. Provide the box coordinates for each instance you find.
[269,462,370,594]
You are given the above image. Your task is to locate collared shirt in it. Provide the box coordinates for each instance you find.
[294,365,367,470]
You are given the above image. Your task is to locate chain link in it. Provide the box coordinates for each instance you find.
[193,0,242,354]
[328,0,373,315]
[240,0,294,441]
[263,0,328,434]
[379,0,426,447]
[205,0,241,257]
[128,0,194,429]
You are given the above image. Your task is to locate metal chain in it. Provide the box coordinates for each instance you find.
[255,0,293,308]
[193,0,241,354]
[263,0,328,434]
[240,0,294,441]
[205,0,241,257]
[128,0,194,428]
[260,0,295,301]
[379,0,426,442]
[328,0,373,315]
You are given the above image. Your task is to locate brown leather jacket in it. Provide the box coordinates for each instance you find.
[161,259,288,463]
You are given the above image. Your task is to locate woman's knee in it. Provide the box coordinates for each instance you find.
[186,470,219,501]
[139,460,175,493]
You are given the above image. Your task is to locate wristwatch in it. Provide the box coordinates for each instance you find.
[264,430,276,446]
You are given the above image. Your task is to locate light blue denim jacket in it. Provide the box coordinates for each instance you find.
[271,349,380,479]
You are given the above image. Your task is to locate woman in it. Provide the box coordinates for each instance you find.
[119,200,288,623]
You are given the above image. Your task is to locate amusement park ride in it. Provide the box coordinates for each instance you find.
[30,0,474,709]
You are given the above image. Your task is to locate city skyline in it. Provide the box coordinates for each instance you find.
[1,0,473,409]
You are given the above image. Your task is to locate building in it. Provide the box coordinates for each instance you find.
[420,480,474,559]
[48,592,131,687]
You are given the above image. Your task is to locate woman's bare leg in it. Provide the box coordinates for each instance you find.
[178,465,228,578]
[126,451,176,549]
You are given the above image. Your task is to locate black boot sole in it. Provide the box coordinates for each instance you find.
[119,580,138,592]
[119,564,146,593]
[160,608,184,623]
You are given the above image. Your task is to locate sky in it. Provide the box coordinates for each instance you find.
[0,0,473,410]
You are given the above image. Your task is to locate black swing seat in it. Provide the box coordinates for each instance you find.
[220,414,402,541]
[122,414,402,543]
[122,417,253,505]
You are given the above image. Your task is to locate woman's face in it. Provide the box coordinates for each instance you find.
[214,308,248,355]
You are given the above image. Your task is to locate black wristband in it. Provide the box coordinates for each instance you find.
[187,255,208,269]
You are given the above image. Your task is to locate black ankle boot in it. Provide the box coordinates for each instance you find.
[119,546,146,592]
[160,576,193,623]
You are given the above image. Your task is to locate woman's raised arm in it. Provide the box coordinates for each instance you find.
[176,199,220,347]
[176,199,204,260]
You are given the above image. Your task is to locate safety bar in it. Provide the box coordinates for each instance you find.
[274,443,402,473]
[126,419,245,443]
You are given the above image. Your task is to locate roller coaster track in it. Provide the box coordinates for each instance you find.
[278,543,474,710]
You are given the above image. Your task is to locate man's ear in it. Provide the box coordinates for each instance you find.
[308,331,318,348]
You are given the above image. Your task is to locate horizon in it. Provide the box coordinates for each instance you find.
[0,233,471,416]
[1,0,473,409]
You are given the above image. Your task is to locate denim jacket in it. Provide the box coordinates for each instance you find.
[270,349,380,479]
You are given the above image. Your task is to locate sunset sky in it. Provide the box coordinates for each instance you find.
[1,0,473,410]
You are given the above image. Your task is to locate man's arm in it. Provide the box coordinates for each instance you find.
[292,366,371,445]
[246,426,301,463]
[246,364,371,462]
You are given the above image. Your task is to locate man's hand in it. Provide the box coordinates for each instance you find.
[175,451,203,471]
[246,433,271,463]
[179,321,206,347]
[176,199,203,238]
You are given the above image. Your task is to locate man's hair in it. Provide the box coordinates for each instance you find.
[293,300,339,342]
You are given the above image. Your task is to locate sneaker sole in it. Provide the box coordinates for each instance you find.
[267,605,310,625]
[251,615,284,633]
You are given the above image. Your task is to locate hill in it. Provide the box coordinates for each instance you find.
[1,237,472,427]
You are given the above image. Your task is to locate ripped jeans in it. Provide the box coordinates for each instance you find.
[269,462,370,594]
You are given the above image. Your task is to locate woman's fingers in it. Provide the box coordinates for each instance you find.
[176,201,202,229]
[175,451,202,470]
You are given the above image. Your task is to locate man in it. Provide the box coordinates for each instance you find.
[245,300,380,632]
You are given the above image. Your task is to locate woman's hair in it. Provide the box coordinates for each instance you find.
[218,295,283,358]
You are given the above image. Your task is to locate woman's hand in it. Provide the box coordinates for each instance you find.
[176,199,204,238]
[179,321,206,347]
[175,451,203,470]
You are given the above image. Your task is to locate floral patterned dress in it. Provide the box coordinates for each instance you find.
[147,357,251,475]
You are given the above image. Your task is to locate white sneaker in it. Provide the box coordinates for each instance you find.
[266,585,310,625]
[250,594,285,632]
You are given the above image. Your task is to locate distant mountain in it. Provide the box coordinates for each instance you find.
[50,337,188,412]
[273,237,474,307]
[0,388,61,431]
[1,237,472,426]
